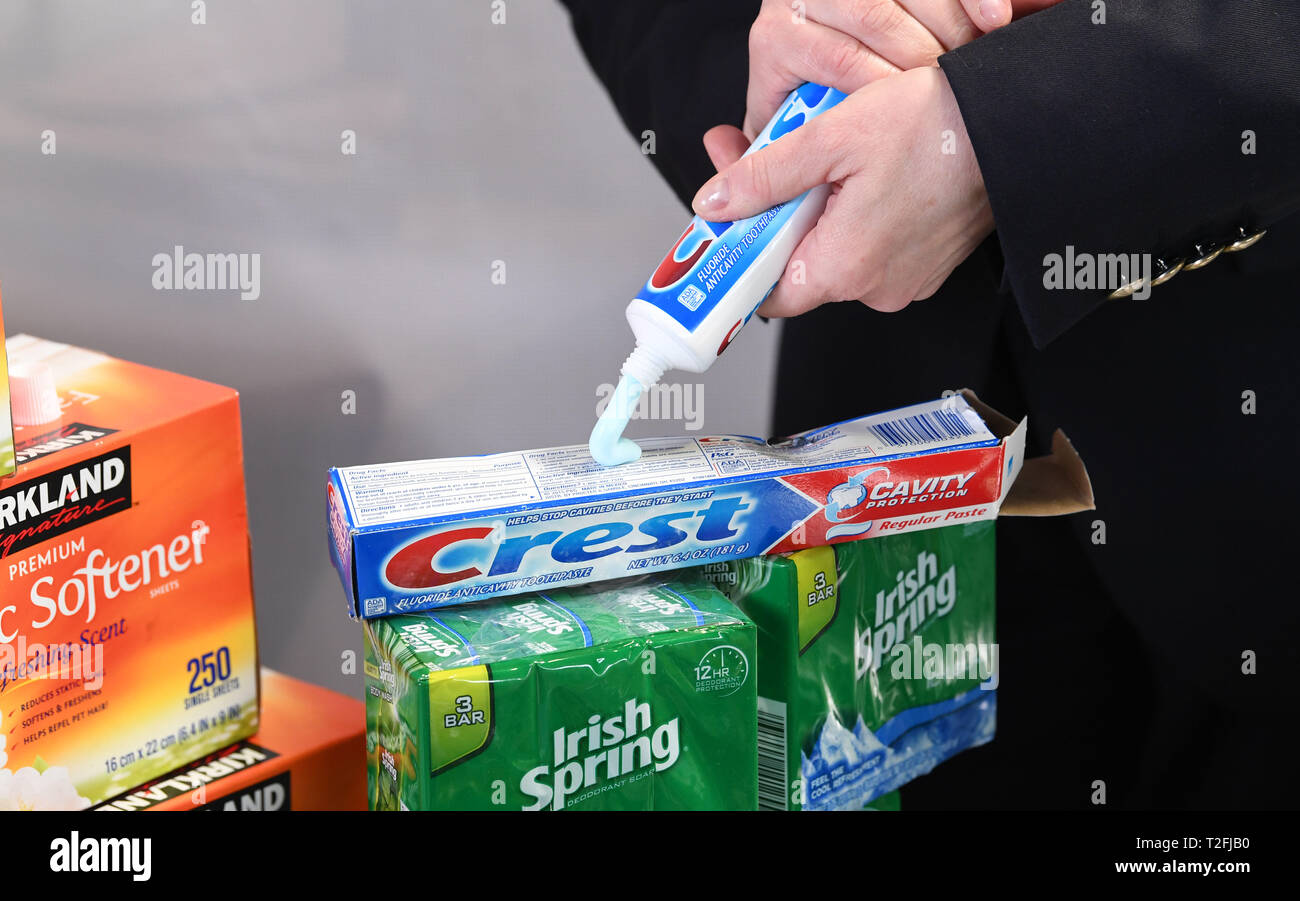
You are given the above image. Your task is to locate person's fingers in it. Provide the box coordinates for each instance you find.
[759,189,866,317]
[743,14,897,140]
[691,107,850,221]
[759,228,846,318]
[702,125,750,172]
[762,172,925,318]
[893,0,999,50]
[953,0,1011,33]
[803,0,947,70]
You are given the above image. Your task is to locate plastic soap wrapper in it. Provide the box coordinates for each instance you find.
[362,573,758,811]
[702,521,995,810]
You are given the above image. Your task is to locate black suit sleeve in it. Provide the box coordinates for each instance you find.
[939,0,1300,347]
[557,0,759,209]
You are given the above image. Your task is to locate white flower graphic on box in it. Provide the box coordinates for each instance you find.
[0,714,90,811]
[0,765,91,811]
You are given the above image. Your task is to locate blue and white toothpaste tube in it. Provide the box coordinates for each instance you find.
[590,83,847,467]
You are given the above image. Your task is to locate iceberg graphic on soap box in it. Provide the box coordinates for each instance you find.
[0,287,13,478]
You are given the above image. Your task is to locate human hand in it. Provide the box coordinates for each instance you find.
[742,0,1015,140]
[693,66,993,317]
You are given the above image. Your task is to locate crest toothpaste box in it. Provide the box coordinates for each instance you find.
[329,393,1031,618]
[362,574,757,810]
[0,335,259,808]
[93,669,365,811]
[703,521,997,811]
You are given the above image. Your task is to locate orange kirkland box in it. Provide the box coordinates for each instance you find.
[0,334,259,809]
[93,668,365,811]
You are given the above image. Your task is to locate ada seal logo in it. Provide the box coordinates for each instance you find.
[694,644,749,696]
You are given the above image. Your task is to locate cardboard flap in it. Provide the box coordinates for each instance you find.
[959,389,1017,438]
[1001,429,1094,516]
[959,389,1094,517]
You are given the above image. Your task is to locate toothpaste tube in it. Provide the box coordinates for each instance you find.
[702,521,996,810]
[328,393,1028,618]
[590,83,846,466]
[362,573,757,811]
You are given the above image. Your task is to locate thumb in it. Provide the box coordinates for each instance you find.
[960,0,1012,31]
[690,109,844,221]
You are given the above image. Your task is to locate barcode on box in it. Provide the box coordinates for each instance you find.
[869,408,976,448]
[757,697,789,811]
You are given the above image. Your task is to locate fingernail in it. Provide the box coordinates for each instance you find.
[978,0,1007,25]
[693,177,729,214]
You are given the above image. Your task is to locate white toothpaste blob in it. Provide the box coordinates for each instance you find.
[589,341,672,465]
[589,372,646,466]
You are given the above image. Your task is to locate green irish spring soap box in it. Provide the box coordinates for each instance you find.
[704,520,996,811]
[363,575,758,810]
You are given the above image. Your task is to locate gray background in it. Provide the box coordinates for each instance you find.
[0,1,779,696]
